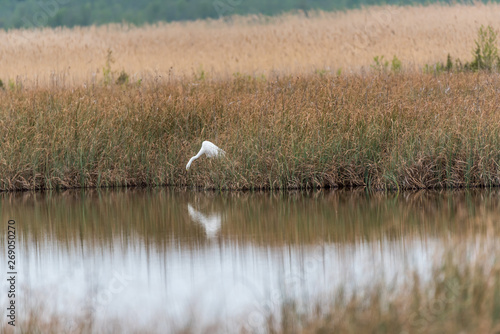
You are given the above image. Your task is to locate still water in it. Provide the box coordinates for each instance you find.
[0,189,499,332]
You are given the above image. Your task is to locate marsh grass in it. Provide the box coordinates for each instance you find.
[1,72,500,190]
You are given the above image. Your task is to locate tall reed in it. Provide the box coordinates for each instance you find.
[2,4,500,86]
[0,72,499,190]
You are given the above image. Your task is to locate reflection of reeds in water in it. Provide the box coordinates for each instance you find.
[0,189,499,251]
[266,245,500,334]
[3,243,500,333]
[0,189,499,333]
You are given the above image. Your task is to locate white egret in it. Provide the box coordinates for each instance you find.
[186,141,226,171]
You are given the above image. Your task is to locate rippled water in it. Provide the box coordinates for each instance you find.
[0,189,499,332]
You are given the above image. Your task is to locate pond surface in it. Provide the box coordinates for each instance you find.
[0,189,499,332]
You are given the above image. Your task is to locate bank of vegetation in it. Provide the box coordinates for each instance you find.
[0,69,500,191]
[1,5,500,191]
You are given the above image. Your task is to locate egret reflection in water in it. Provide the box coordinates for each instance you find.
[187,203,222,238]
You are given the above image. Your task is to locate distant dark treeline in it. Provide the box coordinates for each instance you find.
[0,0,477,29]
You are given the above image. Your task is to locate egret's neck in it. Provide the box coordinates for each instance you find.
[186,156,198,170]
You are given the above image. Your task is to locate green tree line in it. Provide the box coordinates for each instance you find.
[0,0,481,29]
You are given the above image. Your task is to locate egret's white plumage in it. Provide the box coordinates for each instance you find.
[186,141,225,170]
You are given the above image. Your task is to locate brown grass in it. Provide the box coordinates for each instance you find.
[2,3,500,86]
[1,71,500,190]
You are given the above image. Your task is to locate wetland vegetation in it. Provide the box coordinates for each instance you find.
[2,3,500,333]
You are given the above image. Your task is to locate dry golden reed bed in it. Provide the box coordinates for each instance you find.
[1,3,500,85]
[1,71,500,191]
